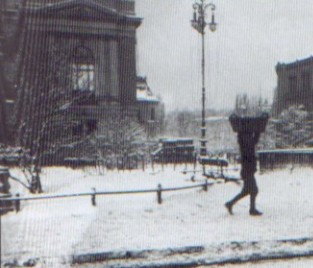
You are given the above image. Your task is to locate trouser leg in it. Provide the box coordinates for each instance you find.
[248,177,262,215]
[249,177,258,209]
[228,190,248,206]
[225,187,249,214]
[250,191,257,211]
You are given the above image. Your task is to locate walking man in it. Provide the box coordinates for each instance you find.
[225,131,262,216]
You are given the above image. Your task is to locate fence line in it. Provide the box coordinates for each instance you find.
[0,181,214,212]
[1,183,210,202]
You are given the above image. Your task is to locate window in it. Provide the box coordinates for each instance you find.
[72,47,95,92]
[301,71,311,91]
[288,75,297,100]
[72,119,97,136]
[72,64,95,91]
[288,75,297,91]
[151,108,155,121]
[73,121,84,136]
[86,119,97,134]
[137,110,142,122]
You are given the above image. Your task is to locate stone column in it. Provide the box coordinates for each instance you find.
[95,39,109,99]
[109,39,119,98]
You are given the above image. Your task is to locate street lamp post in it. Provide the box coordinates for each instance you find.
[191,0,217,172]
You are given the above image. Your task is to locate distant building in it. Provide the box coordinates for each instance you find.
[136,76,164,137]
[274,56,313,116]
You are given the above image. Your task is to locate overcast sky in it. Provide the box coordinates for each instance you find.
[135,0,313,112]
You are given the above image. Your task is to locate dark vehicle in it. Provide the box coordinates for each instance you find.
[152,138,195,163]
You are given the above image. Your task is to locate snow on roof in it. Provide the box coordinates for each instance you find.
[137,89,159,102]
[205,116,228,122]
[159,137,193,141]
[277,55,313,69]
[258,148,313,154]
[136,76,159,103]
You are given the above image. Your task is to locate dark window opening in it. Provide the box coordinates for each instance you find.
[151,108,155,121]
[288,75,297,100]
[137,109,143,123]
[301,71,311,91]
[86,119,97,134]
[73,122,84,136]
[72,119,97,136]
[288,75,297,91]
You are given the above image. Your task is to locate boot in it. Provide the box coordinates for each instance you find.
[249,209,262,216]
[249,194,262,216]
[225,202,233,215]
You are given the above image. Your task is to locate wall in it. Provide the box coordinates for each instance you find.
[274,57,313,115]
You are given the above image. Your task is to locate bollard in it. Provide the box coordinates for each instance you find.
[157,184,162,204]
[91,188,96,206]
[203,179,208,192]
[15,193,20,212]
[220,164,224,178]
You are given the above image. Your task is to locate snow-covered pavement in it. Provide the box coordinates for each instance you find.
[2,165,313,267]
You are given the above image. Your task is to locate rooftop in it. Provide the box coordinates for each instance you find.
[276,55,313,71]
[136,76,159,103]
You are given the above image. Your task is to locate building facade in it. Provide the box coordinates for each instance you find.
[136,76,164,137]
[274,56,313,116]
[0,0,143,149]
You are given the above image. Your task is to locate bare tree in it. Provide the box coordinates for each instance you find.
[89,115,148,171]
[234,93,269,116]
[11,22,95,192]
[270,105,313,148]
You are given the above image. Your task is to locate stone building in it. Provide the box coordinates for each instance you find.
[0,77,7,143]
[0,0,143,150]
[274,56,313,116]
[136,76,164,137]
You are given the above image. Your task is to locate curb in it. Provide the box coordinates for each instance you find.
[105,250,313,268]
[71,237,313,267]
[4,238,313,267]
[72,246,205,265]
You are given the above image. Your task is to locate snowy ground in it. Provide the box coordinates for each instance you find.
[2,164,313,267]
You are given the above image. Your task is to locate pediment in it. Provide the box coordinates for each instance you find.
[27,0,141,25]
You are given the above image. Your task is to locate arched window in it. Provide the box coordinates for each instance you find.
[72,46,95,92]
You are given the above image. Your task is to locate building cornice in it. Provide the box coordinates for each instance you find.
[276,56,313,73]
[25,0,142,28]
